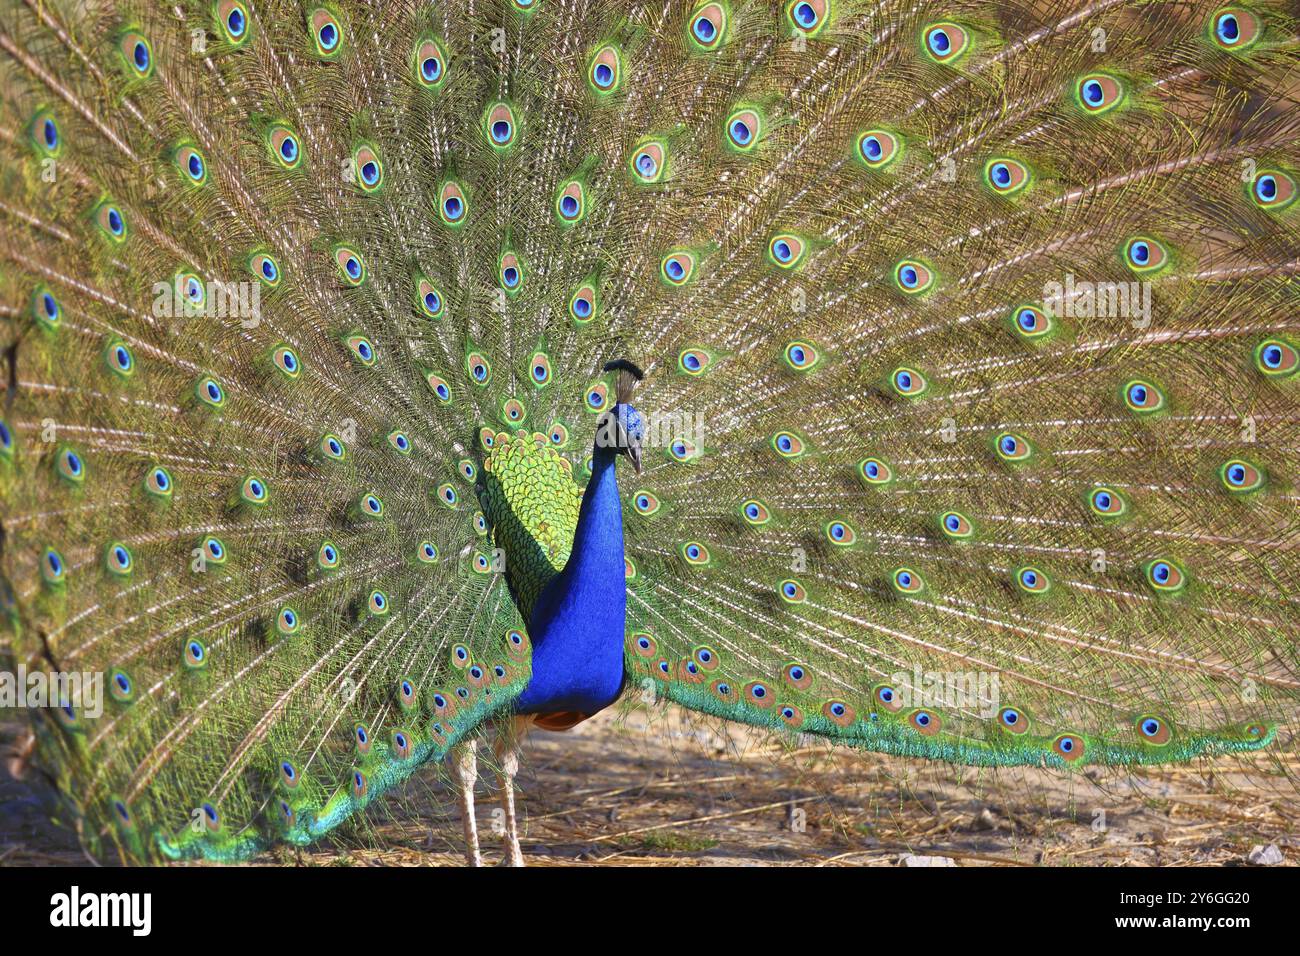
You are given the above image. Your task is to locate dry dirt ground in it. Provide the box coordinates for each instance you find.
[2,704,1296,866]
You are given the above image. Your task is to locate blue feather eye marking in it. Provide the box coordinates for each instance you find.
[248,251,280,287]
[1248,169,1295,211]
[860,457,893,485]
[334,247,367,287]
[353,144,383,192]
[196,375,226,407]
[345,334,376,366]
[184,638,208,669]
[1075,72,1126,114]
[688,3,728,50]
[1136,714,1173,745]
[994,432,1031,463]
[725,108,762,153]
[630,139,668,184]
[414,38,447,89]
[41,548,66,587]
[584,381,608,411]
[778,579,807,603]
[105,542,133,577]
[667,436,699,461]
[855,129,902,170]
[30,109,62,157]
[1122,378,1165,413]
[678,348,713,375]
[892,567,923,594]
[484,102,517,148]
[893,259,934,294]
[56,445,85,483]
[873,684,903,712]
[1220,458,1263,493]
[740,498,770,525]
[922,22,970,63]
[768,234,808,269]
[825,520,856,546]
[569,282,598,322]
[681,541,712,565]
[1015,566,1050,594]
[1087,486,1126,518]
[309,7,343,58]
[439,181,468,226]
[661,250,697,286]
[555,179,587,225]
[1010,304,1053,340]
[634,491,662,516]
[983,157,1030,196]
[783,340,819,371]
[318,541,340,569]
[1254,339,1297,377]
[145,466,173,498]
[1123,236,1169,273]
[771,431,806,458]
[32,286,60,331]
[1208,6,1262,51]
[174,144,208,185]
[277,607,300,636]
[360,492,384,518]
[1144,558,1187,593]
[890,366,928,397]
[998,707,1030,735]
[216,1,250,45]
[319,433,346,461]
[426,372,452,403]
[940,511,973,539]
[588,45,622,95]
[387,430,411,454]
[267,126,302,169]
[787,0,828,36]
[118,32,153,79]
[92,201,128,244]
[465,352,491,387]
[499,251,525,293]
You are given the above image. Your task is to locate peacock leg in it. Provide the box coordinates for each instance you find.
[493,720,528,867]
[453,740,481,867]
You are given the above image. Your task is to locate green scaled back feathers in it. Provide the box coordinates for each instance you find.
[0,0,1297,863]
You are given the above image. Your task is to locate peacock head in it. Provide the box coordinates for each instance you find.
[594,359,644,474]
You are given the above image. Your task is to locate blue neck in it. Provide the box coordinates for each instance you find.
[559,447,624,597]
[515,446,628,715]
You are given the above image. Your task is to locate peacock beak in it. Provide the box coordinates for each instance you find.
[627,440,642,475]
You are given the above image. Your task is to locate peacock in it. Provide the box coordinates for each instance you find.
[0,0,1297,868]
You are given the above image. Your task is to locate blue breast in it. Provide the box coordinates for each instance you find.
[515,450,627,715]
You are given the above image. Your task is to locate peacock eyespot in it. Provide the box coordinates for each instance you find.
[856,129,902,170]
[688,3,727,50]
[1254,339,1297,377]
[940,511,972,539]
[1075,72,1126,114]
[892,567,923,594]
[725,109,761,152]
[1122,378,1165,413]
[998,707,1030,735]
[1052,734,1085,762]
[1135,714,1173,746]
[922,22,970,63]
[1088,486,1126,517]
[1248,169,1296,211]
[893,260,934,294]
[1144,558,1187,593]
[1219,459,1263,493]
[1123,236,1169,273]
[779,579,806,603]
[1208,6,1262,51]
